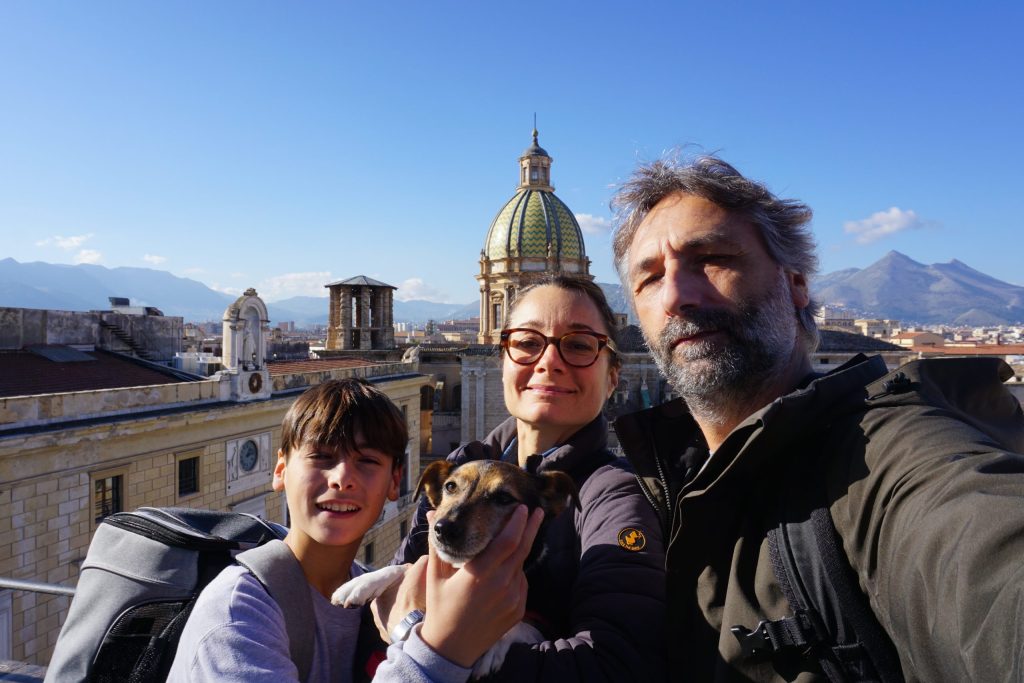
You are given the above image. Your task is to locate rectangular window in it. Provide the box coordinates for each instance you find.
[178,456,200,497]
[401,449,411,496]
[93,475,123,524]
[363,542,375,566]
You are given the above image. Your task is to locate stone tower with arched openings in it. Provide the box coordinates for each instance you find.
[325,275,397,350]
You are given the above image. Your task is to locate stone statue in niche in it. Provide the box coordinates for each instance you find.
[242,309,259,370]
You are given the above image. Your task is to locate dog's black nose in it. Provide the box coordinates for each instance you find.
[433,518,462,545]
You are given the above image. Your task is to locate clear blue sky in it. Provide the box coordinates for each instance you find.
[2,2,1021,304]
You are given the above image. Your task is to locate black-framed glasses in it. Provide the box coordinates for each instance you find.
[500,328,618,368]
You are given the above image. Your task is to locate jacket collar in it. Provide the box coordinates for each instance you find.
[451,413,612,481]
[616,354,890,497]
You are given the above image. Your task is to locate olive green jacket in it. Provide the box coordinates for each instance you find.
[616,354,1024,682]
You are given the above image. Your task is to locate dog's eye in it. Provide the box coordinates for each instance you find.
[444,481,457,493]
[492,491,518,506]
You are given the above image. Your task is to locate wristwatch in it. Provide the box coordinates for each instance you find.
[389,609,425,643]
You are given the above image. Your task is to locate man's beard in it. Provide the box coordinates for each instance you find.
[647,274,798,426]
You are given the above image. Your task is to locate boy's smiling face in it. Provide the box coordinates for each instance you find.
[273,435,401,553]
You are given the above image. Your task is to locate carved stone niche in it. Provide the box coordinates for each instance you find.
[222,288,271,402]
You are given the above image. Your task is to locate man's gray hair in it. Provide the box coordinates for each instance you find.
[611,153,820,351]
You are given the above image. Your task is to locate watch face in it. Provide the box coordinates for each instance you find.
[239,440,259,472]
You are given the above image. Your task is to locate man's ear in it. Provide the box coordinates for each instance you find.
[415,461,454,509]
[271,448,287,492]
[787,271,810,310]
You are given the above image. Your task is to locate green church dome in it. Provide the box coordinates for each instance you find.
[484,189,585,260]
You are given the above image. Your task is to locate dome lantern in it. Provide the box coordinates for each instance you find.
[519,128,553,190]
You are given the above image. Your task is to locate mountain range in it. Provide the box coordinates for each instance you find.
[811,251,1024,325]
[1,252,1021,326]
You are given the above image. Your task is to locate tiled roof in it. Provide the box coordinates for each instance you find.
[323,275,396,289]
[0,347,192,398]
[267,357,383,376]
[913,344,1024,356]
[485,189,584,260]
[614,325,649,353]
[817,329,904,352]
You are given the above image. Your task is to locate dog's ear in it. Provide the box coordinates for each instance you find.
[415,461,454,509]
[536,471,581,518]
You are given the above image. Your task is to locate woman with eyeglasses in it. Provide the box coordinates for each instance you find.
[384,274,667,682]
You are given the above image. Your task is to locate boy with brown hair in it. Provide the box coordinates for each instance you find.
[169,378,542,683]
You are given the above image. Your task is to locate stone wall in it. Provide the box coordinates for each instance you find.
[0,379,225,430]
[0,307,183,361]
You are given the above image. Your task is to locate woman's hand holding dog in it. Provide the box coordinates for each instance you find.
[419,504,545,668]
[370,556,428,641]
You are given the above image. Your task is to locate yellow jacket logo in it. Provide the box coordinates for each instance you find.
[617,527,646,552]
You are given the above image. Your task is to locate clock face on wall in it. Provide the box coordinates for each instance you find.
[239,439,259,472]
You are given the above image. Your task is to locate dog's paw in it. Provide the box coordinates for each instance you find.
[470,622,544,679]
[330,565,408,607]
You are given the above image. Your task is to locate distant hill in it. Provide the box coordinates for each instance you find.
[22,251,1015,327]
[262,296,330,326]
[812,251,1024,325]
[267,297,480,325]
[0,258,234,321]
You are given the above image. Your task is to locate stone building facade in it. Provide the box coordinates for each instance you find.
[0,292,429,666]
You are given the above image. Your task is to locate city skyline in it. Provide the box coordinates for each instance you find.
[2,2,1021,304]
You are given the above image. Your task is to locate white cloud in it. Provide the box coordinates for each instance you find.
[843,207,924,245]
[575,213,612,235]
[74,249,102,264]
[396,278,451,303]
[143,254,167,265]
[36,233,94,250]
[182,266,205,275]
[256,271,333,301]
[210,283,242,296]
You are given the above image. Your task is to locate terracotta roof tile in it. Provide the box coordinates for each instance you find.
[266,357,382,376]
[0,348,189,398]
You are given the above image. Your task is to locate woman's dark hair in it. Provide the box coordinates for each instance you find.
[280,378,407,469]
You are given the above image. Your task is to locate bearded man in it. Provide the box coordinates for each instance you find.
[611,154,1024,682]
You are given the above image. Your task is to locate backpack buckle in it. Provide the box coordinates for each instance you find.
[731,620,774,658]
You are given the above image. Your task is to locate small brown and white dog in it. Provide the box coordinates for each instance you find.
[332,459,579,679]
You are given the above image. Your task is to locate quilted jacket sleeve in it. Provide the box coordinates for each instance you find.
[484,461,668,682]
[831,401,1024,682]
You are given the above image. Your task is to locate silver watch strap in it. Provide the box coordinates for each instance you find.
[389,608,425,643]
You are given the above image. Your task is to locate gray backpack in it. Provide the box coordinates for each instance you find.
[45,507,315,683]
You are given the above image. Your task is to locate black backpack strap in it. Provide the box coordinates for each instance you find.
[237,540,315,683]
[738,491,905,682]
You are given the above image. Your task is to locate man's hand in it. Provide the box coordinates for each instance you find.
[419,504,545,667]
